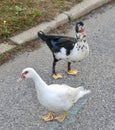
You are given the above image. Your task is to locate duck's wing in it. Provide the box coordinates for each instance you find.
[51,37,77,56]
[59,85,91,103]
[48,84,75,94]
[50,37,77,48]
[38,31,77,52]
[48,84,79,99]
[48,84,90,103]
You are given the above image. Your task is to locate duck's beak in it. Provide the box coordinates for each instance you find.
[17,73,25,82]
[17,77,23,82]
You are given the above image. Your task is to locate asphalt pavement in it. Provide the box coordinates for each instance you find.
[0,2,115,130]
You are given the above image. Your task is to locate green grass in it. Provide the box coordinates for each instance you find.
[0,0,81,41]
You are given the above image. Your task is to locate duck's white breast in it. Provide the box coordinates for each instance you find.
[70,41,89,61]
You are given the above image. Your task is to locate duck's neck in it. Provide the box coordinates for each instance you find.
[31,71,48,93]
[76,32,86,42]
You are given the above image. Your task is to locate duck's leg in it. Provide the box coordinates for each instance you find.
[55,111,68,122]
[52,58,62,79]
[42,112,54,121]
[67,62,79,75]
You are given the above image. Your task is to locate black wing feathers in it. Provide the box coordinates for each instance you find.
[38,31,77,54]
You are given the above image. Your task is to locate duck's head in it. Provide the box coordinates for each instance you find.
[75,21,85,34]
[75,21,86,41]
[17,67,36,82]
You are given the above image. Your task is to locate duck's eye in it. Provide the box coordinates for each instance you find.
[24,71,28,74]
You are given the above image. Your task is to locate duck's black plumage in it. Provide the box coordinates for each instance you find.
[38,32,77,76]
[38,21,89,79]
[38,31,77,51]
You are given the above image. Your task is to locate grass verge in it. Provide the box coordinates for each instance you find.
[0,0,81,42]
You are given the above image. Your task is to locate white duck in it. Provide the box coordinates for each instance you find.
[18,68,91,122]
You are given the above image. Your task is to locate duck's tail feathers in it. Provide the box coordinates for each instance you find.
[38,31,48,41]
[75,86,91,102]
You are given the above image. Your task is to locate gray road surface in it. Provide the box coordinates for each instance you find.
[0,2,115,130]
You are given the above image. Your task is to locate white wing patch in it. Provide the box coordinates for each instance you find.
[54,47,67,59]
[60,47,66,55]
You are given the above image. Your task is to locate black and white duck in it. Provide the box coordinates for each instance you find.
[38,21,89,79]
[17,67,91,122]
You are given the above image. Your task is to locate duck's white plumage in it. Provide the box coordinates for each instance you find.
[54,40,89,62]
[18,68,91,122]
[38,84,90,112]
